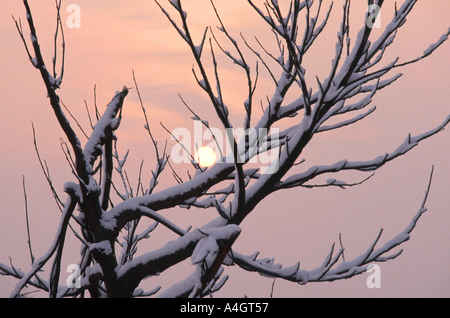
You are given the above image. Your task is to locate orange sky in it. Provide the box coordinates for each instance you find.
[0,1,449,297]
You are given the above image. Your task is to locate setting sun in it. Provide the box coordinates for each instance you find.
[195,146,217,168]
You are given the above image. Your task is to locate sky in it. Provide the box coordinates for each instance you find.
[0,0,449,298]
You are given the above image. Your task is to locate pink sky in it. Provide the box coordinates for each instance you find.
[0,1,449,297]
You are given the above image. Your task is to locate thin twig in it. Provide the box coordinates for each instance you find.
[22,176,35,265]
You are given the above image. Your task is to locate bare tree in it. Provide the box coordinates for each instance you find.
[1,0,448,298]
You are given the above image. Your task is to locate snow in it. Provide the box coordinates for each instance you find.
[333,27,366,85]
[170,0,181,10]
[85,176,101,194]
[116,229,204,279]
[100,212,118,231]
[194,44,203,57]
[156,271,199,298]
[318,106,376,133]
[90,240,113,256]
[84,87,128,167]
[198,79,207,90]
[30,57,38,67]
[192,225,241,265]
[201,224,241,241]
[423,31,448,56]
[326,178,345,186]
[267,71,292,112]
[192,236,218,265]
[47,74,62,88]
[117,150,129,170]
[107,162,233,219]
[132,286,161,297]
[63,181,82,202]
[10,196,76,297]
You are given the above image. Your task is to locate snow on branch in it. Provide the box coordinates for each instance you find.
[83,87,129,169]
[277,115,449,190]
[106,161,235,228]
[156,225,240,298]
[102,201,186,237]
[10,196,77,298]
[0,261,48,293]
[192,225,241,266]
[116,228,206,288]
[233,166,435,284]
[317,106,377,133]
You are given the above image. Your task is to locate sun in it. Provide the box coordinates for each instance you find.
[195,146,217,168]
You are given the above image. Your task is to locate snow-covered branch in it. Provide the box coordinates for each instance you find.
[10,196,77,298]
[234,166,435,284]
[277,115,449,190]
[84,87,128,169]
